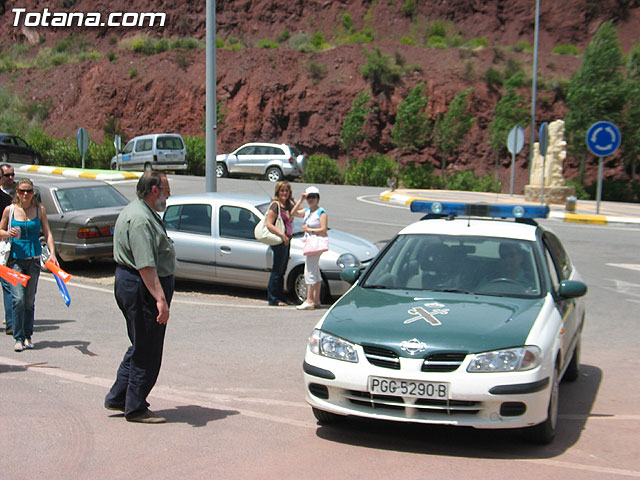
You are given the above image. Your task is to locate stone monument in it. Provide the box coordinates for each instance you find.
[524,119,575,203]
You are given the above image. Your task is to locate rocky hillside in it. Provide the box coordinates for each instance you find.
[1,0,639,191]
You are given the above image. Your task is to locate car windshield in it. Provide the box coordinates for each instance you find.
[54,185,129,213]
[362,234,542,298]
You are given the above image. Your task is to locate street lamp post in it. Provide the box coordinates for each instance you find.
[205,0,217,192]
[528,0,541,186]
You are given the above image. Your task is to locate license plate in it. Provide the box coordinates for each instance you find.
[368,376,449,399]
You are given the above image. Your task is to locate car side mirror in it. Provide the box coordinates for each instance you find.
[557,280,587,299]
[340,267,361,284]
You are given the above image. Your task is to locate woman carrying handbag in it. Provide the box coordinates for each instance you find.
[0,178,58,352]
[265,181,304,306]
[297,186,328,311]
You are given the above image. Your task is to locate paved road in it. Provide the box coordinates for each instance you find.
[1,174,639,479]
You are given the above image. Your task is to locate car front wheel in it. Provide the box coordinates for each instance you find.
[523,364,559,444]
[216,162,228,178]
[312,407,342,425]
[266,166,283,182]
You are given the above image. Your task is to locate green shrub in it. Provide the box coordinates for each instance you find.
[216,37,226,48]
[257,38,279,49]
[399,161,443,189]
[344,154,395,186]
[468,37,489,49]
[303,155,344,184]
[400,36,415,46]
[484,67,503,89]
[108,52,117,62]
[277,30,291,43]
[307,61,328,83]
[512,40,533,53]
[343,30,374,44]
[128,68,138,78]
[311,31,330,50]
[427,35,447,49]
[445,170,501,192]
[170,37,203,50]
[428,21,447,39]
[552,44,580,56]
[183,136,206,176]
[342,13,355,33]
[585,178,640,202]
[401,0,417,18]
[289,33,314,52]
[565,179,591,200]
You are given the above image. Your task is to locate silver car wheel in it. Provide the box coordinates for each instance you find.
[39,236,51,272]
[293,269,307,304]
[216,163,228,178]
[266,167,283,182]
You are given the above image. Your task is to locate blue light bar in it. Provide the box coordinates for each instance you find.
[410,200,549,219]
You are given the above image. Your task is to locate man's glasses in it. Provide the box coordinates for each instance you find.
[3,173,15,177]
[17,189,33,194]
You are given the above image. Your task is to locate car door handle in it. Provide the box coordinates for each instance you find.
[220,246,231,253]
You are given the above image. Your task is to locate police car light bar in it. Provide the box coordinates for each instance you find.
[410,200,550,219]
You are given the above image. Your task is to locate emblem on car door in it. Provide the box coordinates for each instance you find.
[404,302,449,326]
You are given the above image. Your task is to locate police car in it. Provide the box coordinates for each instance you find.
[303,201,587,444]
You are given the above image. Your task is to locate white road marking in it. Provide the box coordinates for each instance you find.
[39,275,279,309]
[522,459,640,478]
[0,355,314,430]
[607,263,640,272]
[356,194,408,209]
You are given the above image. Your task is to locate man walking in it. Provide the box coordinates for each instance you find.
[0,164,15,335]
[105,171,175,423]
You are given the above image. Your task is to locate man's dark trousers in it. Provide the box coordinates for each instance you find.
[105,266,175,418]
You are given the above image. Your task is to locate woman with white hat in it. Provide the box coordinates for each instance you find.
[296,186,328,310]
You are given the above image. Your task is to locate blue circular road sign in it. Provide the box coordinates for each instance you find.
[586,121,621,157]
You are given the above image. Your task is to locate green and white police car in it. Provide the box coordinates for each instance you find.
[303,201,587,444]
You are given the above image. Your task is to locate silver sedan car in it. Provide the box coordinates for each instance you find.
[163,193,379,303]
[33,178,129,265]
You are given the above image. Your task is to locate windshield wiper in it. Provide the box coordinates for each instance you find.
[363,284,393,289]
[430,288,473,294]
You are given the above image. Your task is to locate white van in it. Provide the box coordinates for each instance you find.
[110,133,187,171]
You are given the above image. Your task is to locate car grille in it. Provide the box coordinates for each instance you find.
[362,345,466,373]
[346,390,481,415]
[422,353,467,372]
[362,345,400,370]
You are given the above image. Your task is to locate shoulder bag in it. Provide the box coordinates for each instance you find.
[254,202,285,245]
[302,233,329,256]
[0,205,15,266]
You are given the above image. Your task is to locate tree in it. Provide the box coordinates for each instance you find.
[360,47,402,95]
[392,82,430,152]
[433,88,475,182]
[340,90,373,163]
[488,72,529,177]
[621,42,640,181]
[565,21,627,183]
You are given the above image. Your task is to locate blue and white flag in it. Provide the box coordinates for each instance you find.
[54,273,71,307]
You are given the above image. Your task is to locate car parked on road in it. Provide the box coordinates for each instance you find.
[303,201,587,444]
[163,192,378,303]
[110,133,187,171]
[0,133,41,164]
[216,143,305,182]
[33,178,129,266]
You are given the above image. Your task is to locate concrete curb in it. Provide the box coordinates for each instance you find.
[19,164,142,181]
[379,189,640,227]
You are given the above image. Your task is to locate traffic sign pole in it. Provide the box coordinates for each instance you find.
[506,126,525,196]
[538,122,549,205]
[596,156,604,214]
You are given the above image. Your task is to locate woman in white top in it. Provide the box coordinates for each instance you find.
[296,186,328,310]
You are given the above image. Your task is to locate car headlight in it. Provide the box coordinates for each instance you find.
[308,329,358,363]
[337,253,360,269]
[467,346,541,372]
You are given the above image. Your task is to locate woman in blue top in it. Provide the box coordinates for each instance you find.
[0,178,58,352]
[296,186,328,310]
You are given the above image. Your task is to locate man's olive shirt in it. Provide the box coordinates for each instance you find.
[113,198,175,277]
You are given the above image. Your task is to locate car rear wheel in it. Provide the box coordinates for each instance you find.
[216,162,228,178]
[312,407,342,425]
[110,161,119,170]
[523,364,559,444]
[266,167,283,182]
[289,266,330,304]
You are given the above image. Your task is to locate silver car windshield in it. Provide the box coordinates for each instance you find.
[54,186,129,213]
[363,234,542,298]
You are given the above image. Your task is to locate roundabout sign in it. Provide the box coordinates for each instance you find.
[586,121,622,214]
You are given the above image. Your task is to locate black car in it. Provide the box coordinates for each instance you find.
[0,133,41,164]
